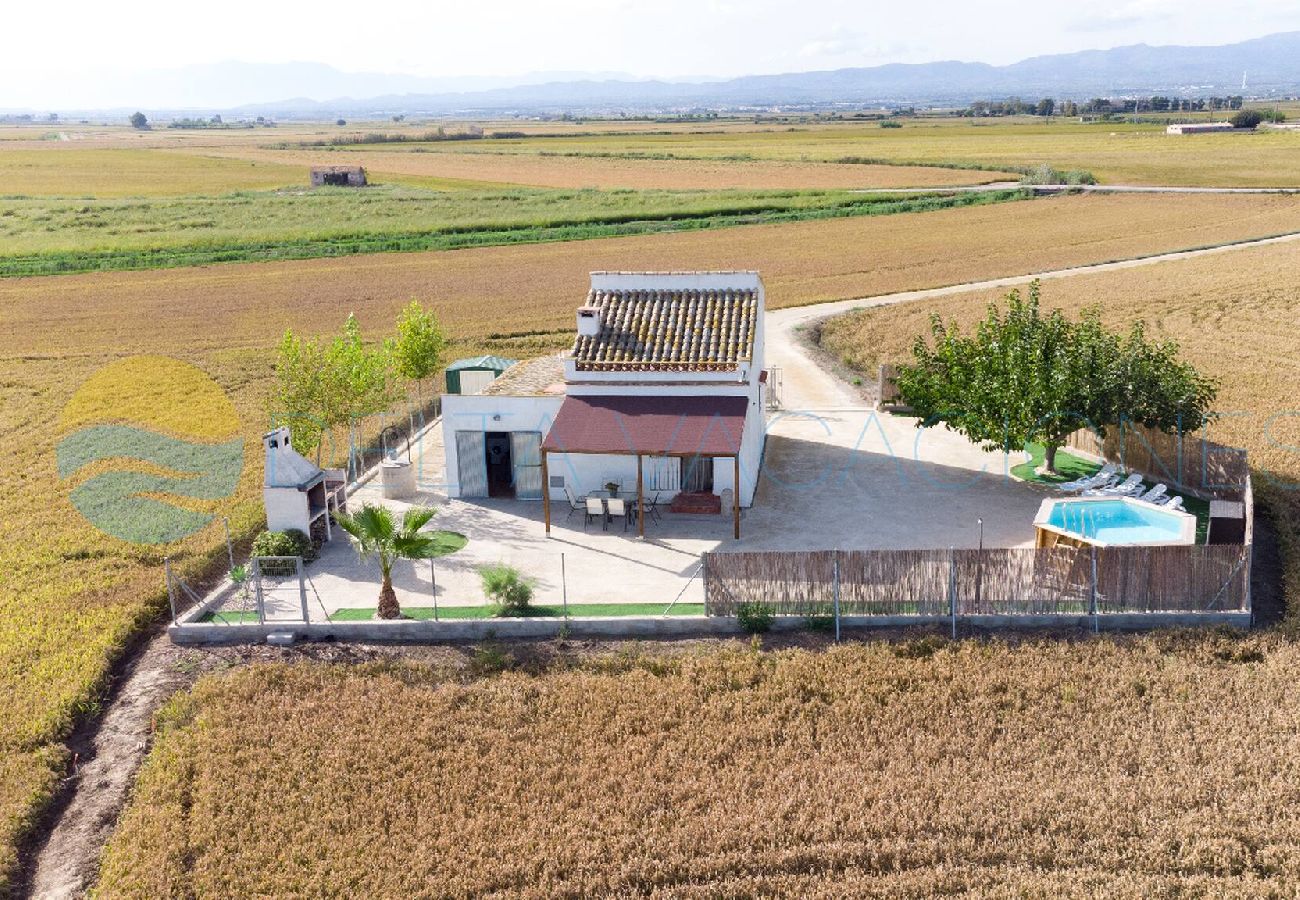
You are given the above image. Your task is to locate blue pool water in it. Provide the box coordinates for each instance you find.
[1046,500,1184,544]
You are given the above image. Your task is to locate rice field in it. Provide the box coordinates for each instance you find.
[818,236,1300,615]
[398,119,1300,187]
[0,148,305,198]
[97,636,1300,896]
[184,145,1017,190]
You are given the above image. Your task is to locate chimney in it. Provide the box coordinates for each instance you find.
[576,306,602,338]
[263,426,292,488]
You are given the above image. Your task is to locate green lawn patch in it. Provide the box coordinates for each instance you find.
[1011,442,1101,485]
[428,531,468,557]
[330,602,707,621]
[198,610,263,624]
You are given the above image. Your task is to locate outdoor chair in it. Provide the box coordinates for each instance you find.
[584,497,605,530]
[1058,463,1118,493]
[1086,474,1143,497]
[644,492,663,523]
[607,497,629,531]
[1079,474,1120,495]
[1137,484,1168,504]
[1162,496,1185,512]
[564,485,585,519]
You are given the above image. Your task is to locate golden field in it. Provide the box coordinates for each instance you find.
[819,236,1300,612]
[403,119,1300,187]
[6,192,1300,359]
[184,145,1016,190]
[2,175,1300,889]
[0,148,305,198]
[98,637,1300,896]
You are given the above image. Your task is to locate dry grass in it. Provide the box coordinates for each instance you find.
[0,148,304,197]
[98,637,1300,896]
[819,237,1300,615]
[5,193,1300,359]
[185,146,1015,190]
[3,192,1300,890]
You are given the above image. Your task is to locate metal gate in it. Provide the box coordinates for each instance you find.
[252,556,310,624]
[455,430,488,498]
[511,432,543,499]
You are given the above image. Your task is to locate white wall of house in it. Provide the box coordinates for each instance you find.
[441,393,564,498]
[442,271,768,506]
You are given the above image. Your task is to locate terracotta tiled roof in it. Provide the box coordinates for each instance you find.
[571,287,758,372]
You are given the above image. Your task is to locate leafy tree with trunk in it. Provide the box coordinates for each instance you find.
[271,313,399,462]
[895,281,1216,474]
[336,504,440,619]
[129,111,148,129]
[1036,98,1055,117]
[390,300,447,408]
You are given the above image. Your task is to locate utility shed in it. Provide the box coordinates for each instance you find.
[445,355,517,395]
[310,165,367,187]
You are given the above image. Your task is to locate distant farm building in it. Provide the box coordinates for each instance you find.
[310,165,367,187]
[1165,123,1235,135]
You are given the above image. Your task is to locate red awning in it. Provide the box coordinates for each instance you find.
[541,395,747,457]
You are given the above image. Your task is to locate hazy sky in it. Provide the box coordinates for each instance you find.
[5,0,1300,108]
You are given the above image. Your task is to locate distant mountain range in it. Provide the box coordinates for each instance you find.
[21,32,1300,117]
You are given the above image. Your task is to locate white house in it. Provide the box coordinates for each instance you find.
[440,271,769,538]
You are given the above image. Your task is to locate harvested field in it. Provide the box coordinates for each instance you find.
[4,192,1300,890]
[0,148,304,198]
[188,146,1017,190]
[98,637,1300,896]
[4,193,1300,358]
[818,236,1300,616]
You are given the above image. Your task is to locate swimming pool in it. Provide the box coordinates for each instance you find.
[1034,497,1197,547]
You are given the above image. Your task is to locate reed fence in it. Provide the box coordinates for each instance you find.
[703,544,1249,618]
[1065,422,1248,501]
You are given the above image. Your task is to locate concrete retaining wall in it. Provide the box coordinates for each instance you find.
[169,611,1250,645]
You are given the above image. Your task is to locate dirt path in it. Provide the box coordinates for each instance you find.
[23,635,244,899]
[25,223,1300,898]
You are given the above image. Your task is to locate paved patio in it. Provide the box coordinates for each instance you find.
[207,295,1052,621]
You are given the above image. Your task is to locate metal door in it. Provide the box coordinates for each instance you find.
[455,431,488,498]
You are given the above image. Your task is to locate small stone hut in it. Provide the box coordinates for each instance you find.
[310,165,367,187]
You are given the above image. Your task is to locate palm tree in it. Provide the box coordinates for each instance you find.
[335,503,440,619]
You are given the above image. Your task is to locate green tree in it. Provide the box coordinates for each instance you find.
[129,111,148,129]
[1036,98,1055,117]
[1231,109,1265,129]
[390,300,447,408]
[895,282,1216,473]
[270,313,398,463]
[336,504,441,619]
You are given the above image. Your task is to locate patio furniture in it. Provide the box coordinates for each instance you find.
[1163,496,1185,512]
[1078,473,1119,494]
[564,485,585,519]
[584,497,605,530]
[608,497,629,531]
[644,492,663,524]
[1086,474,1143,497]
[1058,464,1118,493]
[1137,484,1168,504]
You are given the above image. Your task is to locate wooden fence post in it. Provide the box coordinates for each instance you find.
[948,549,958,639]
[832,551,841,643]
[1090,546,1099,634]
[164,557,177,624]
[561,552,569,620]
[297,557,310,622]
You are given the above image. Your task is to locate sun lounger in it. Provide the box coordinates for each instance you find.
[1162,496,1185,512]
[1085,473,1143,497]
[1058,463,1119,493]
[1137,484,1168,504]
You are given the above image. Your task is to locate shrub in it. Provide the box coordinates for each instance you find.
[736,601,774,634]
[251,529,316,573]
[805,613,835,633]
[479,564,535,616]
[879,120,903,129]
[1230,109,1265,129]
